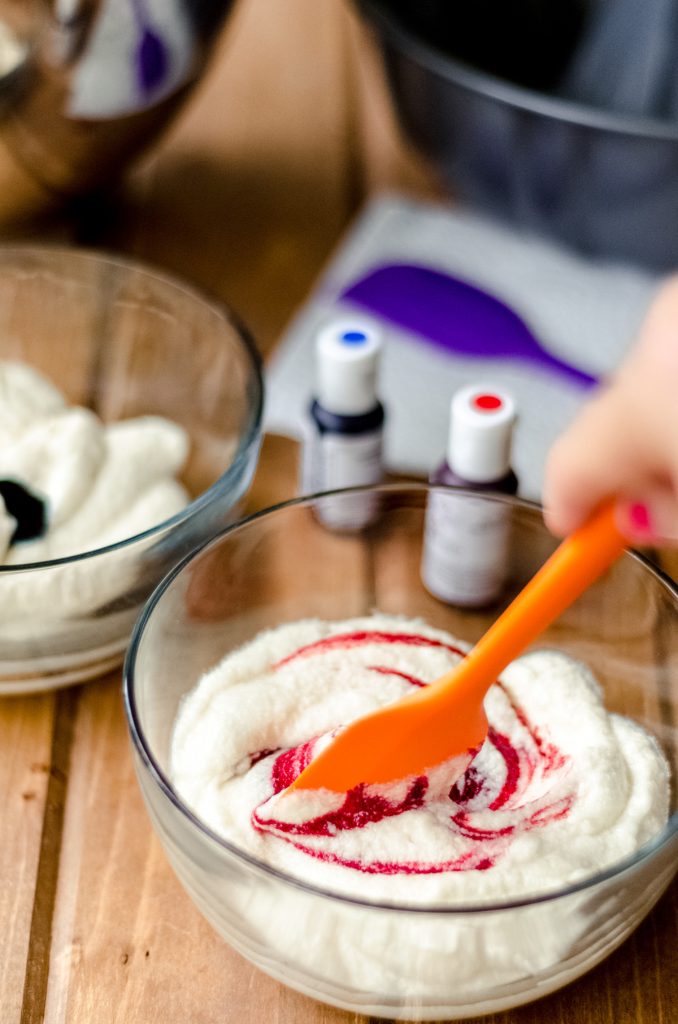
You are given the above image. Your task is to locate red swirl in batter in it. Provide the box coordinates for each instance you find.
[250,630,574,876]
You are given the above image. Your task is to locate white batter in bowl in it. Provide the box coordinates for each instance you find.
[0,360,189,616]
[170,615,669,906]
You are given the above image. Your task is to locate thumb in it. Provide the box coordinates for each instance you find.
[543,386,641,537]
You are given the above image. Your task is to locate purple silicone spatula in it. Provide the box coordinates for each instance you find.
[340,263,598,389]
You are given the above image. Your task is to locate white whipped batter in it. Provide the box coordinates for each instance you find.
[0,360,189,621]
[171,614,669,905]
[0,360,189,563]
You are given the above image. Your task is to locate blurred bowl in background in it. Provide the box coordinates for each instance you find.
[0,0,237,222]
[0,246,263,694]
[357,0,678,269]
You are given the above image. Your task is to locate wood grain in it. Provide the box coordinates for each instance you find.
[0,248,131,1024]
[1,0,677,1020]
[0,695,54,1024]
[19,691,76,1024]
[29,440,678,1024]
[39,434,372,1024]
[101,0,362,358]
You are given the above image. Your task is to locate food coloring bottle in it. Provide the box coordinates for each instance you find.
[300,319,384,530]
[422,384,518,606]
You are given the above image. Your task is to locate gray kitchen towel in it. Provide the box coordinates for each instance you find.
[265,195,658,498]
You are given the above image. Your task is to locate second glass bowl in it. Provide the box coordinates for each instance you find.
[0,246,263,693]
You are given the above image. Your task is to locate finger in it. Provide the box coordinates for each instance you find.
[542,386,649,536]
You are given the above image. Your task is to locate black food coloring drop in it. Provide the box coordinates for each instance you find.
[0,479,47,543]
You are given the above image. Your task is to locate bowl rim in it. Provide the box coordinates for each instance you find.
[357,0,678,141]
[124,483,678,915]
[0,243,264,572]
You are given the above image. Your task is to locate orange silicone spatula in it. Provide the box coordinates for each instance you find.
[289,501,627,793]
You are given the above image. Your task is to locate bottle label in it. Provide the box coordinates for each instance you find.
[300,427,383,530]
[421,491,511,606]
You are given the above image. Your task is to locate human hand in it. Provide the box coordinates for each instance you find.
[543,274,678,546]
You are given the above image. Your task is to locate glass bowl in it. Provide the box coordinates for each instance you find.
[0,246,263,694]
[124,486,678,1020]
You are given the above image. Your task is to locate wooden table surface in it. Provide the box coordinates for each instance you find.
[2,2,678,1022]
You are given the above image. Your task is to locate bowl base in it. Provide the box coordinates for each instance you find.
[0,639,126,695]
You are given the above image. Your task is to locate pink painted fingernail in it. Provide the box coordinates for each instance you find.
[628,503,654,536]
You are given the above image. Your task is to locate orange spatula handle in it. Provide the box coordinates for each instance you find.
[436,501,627,703]
[288,502,627,794]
